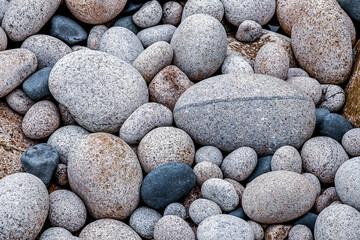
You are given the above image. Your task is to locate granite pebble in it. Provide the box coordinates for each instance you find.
[318,84,346,112]
[0,26,7,50]
[265,225,291,240]
[162,1,182,26]
[342,128,360,156]
[247,221,264,240]
[5,89,35,115]
[58,104,76,125]
[154,215,195,240]
[54,164,68,186]
[193,161,223,186]
[137,24,177,48]
[129,206,162,239]
[287,68,309,78]
[163,203,186,219]
[288,225,313,240]
[195,146,223,166]
[87,25,108,50]
[181,0,224,22]
[221,55,254,75]
[271,146,302,173]
[133,0,162,28]
[236,20,262,42]
[287,77,322,105]
[39,227,76,240]
[302,173,321,197]
[189,199,222,225]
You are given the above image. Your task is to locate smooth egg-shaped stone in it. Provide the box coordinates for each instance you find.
[22,67,52,101]
[141,162,196,210]
[174,73,316,155]
[50,15,88,45]
[242,171,317,224]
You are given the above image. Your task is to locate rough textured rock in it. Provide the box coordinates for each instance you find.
[129,207,162,239]
[154,215,195,240]
[39,227,75,240]
[195,146,223,166]
[221,55,254,75]
[302,173,321,197]
[55,164,68,186]
[193,161,223,186]
[319,84,345,112]
[342,128,360,156]
[58,104,76,125]
[189,199,222,225]
[288,225,313,240]
[287,77,322,105]
[265,225,291,240]
[271,146,302,173]
[288,68,309,78]
[5,89,35,115]
[162,1,182,26]
[247,221,264,240]
[137,24,176,48]
[236,20,262,42]
[0,0,9,25]
[0,26,7,50]
[164,203,186,219]
[87,25,108,50]
[181,0,224,22]
[133,0,162,28]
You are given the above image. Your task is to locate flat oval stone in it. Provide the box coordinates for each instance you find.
[0,26,7,50]
[141,162,196,210]
[50,15,88,45]
[137,24,176,48]
[164,203,186,219]
[68,133,143,220]
[0,173,49,239]
[181,0,224,22]
[174,73,316,155]
[242,171,316,224]
[5,89,35,115]
[170,14,227,81]
[0,49,37,98]
[1,0,61,41]
[22,67,52,101]
[189,199,222,225]
[49,50,148,133]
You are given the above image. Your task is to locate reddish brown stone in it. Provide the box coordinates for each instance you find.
[265,225,292,240]
[55,163,68,186]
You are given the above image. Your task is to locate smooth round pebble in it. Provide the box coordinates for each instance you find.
[271,146,302,173]
[50,15,87,45]
[55,164,68,186]
[323,187,340,202]
[221,55,254,75]
[287,68,309,78]
[342,128,360,156]
[315,108,330,130]
[245,155,272,183]
[302,173,321,197]
[40,227,75,240]
[137,24,177,48]
[287,77,322,105]
[162,1,182,26]
[247,221,264,240]
[181,0,224,22]
[288,225,313,240]
[0,26,7,50]
[193,161,223,186]
[224,178,245,204]
[315,194,333,214]
[22,67,52,101]
[5,89,35,115]
[129,207,162,239]
[87,25,108,50]
[294,212,318,231]
[133,0,162,28]
[189,199,222,225]
[195,146,223,166]
[163,203,186,219]
[318,113,353,142]
[318,84,346,112]
[114,16,139,34]
[154,216,195,240]
[236,20,262,42]
[58,104,76,125]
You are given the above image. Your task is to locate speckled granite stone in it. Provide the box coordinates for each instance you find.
[154,215,195,240]
[137,24,176,48]
[162,1,182,26]
[40,227,76,240]
[221,55,254,75]
[181,0,224,22]
[133,0,162,28]
[189,199,222,225]
[0,26,7,50]
[129,207,162,239]
[87,25,108,50]
[271,146,302,173]
[318,84,345,112]
[287,77,322,105]
[5,89,35,115]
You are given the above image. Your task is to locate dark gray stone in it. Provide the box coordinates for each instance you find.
[114,16,140,34]
[229,208,248,220]
[245,155,272,183]
[50,15,87,45]
[318,113,353,142]
[337,0,360,22]
[129,207,162,239]
[315,108,330,131]
[22,67,52,101]
[294,212,318,231]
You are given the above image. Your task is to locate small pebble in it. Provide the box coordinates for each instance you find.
[129,207,162,239]
[322,187,340,202]
[315,194,332,214]
[265,225,291,240]
[58,104,76,125]
[229,208,248,220]
[87,25,108,50]
[0,26,7,50]
[154,215,195,240]
[182,186,202,219]
[318,84,346,112]
[181,0,224,22]
[342,128,360,156]
[294,212,318,231]
[5,89,35,115]
[287,77,322,104]
[248,221,264,240]
[22,67,52,101]
[302,173,321,197]
[287,68,309,78]
[114,16,139,34]
[271,146,302,173]
[193,161,223,186]
[55,164,68,186]
[162,1,182,26]
[189,199,222,225]
[50,15,87,45]
[223,178,245,204]
[221,55,254,75]
[39,227,76,240]
[163,203,186,219]
[137,24,177,48]
[315,108,330,130]
[288,225,313,240]
[236,20,262,42]
[318,113,353,142]
[245,155,272,183]
[133,0,163,28]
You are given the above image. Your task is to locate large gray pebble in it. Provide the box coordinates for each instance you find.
[163,203,186,219]
[318,84,345,112]
[133,0,162,28]
[288,224,313,240]
[129,207,162,239]
[195,146,223,166]
[5,89,35,115]
[0,173,49,240]
[49,50,148,133]
[99,27,144,64]
[154,215,195,240]
[189,199,222,225]
[221,55,254,75]
[171,14,227,81]
[0,26,7,50]
[271,146,302,173]
[181,0,224,22]
[137,24,176,48]
[197,214,254,240]
[87,25,108,50]
[287,77,322,105]
[40,227,76,240]
[342,128,360,156]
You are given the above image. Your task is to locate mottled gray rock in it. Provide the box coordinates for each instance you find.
[162,1,182,25]
[0,0,9,25]
[222,0,276,26]
[302,173,321,198]
[224,178,245,204]
[174,73,316,155]
[323,187,340,202]
[236,20,262,42]
[288,225,313,240]
[189,199,222,225]
[55,164,68,186]
[5,89,35,115]
[137,24,176,48]
[318,84,345,112]
[0,26,7,50]
[193,161,223,186]
[163,203,186,219]
[80,219,141,239]
[195,146,223,166]
[68,133,143,219]
[154,215,195,240]
[201,178,239,211]
[288,68,309,78]
[271,146,302,173]
[71,45,88,51]
[254,43,289,80]
[129,207,162,239]
[1,0,61,41]
[335,158,360,210]
[247,221,264,240]
[22,100,60,139]
[301,136,349,183]
[49,50,148,133]
[99,27,144,64]
[114,16,140,34]
[49,190,87,232]
[133,41,173,83]
[48,125,89,164]
[0,49,37,98]
[242,171,317,224]
[287,77,322,105]
[40,227,75,240]
[58,104,76,125]
[87,25,108,50]
[133,0,162,28]
[0,173,49,240]
[221,55,254,75]
[197,214,254,240]
[171,14,227,81]
[314,204,360,240]
[138,127,195,173]
[181,0,224,22]
[342,128,360,156]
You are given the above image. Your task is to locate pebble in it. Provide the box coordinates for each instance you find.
[323,187,340,202]
[342,128,360,156]
[271,146,302,173]
[99,27,144,64]
[137,24,177,48]
[122,0,144,14]
[314,203,360,240]
[40,227,76,240]
[79,219,141,239]
[71,45,88,51]
[221,55,254,75]
[120,103,173,145]
[195,146,223,166]
[221,147,257,182]
[133,41,173,83]
[0,0,9,25]
[87,25,108,50]
[318,84,346,112]
[189,199,222,225]
[1,0,61,41]
[0,26,7,50]
[48,190,87,232]
[5,89,35,115]
[242,171,316,224]
[48,50,148,133]
[47,125,89,164]
[287,77,322,105]
[315,194,333,214]
[254,43,289,80]
[174,74,315,155]
[287,68,309,78]
[315,108,330,130]
[114,16,139,34]
[162,1,182,26]
[224,178,245,204]
[193,161,223,186]
[149,65,194,111]
[138,127,195,173]
[318,113,353,142]
[0,49,37,98]
[301,136,349,183]
[245,155,272,183]
[294,212,318,231]
[248,221,264,240]
[236,20,262,42]
[50,15,87,45]
[222,0,276,26]
[163,203,186,219]
[171,14,227,81]
[133,0,162,28]
[129,206,162,239]
[22,67,52,101]
[154,215,195,240]
[141,162,196,210]
[55,164,68,186]
[181,0,224,22]
[302,173,321,197]
[229,208,248,220]
[338,0,360,22]
[0,173,49,239]
[65,0,127,24]
[288,225,313,240]
[335,158,360,210]
[182,186,202,218]
[201,178,239,212]
[197,214,254,240]
[265,225,291,240]
[68,133,143,219]
[58,104,76,125]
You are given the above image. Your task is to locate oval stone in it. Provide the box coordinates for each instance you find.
[0,26,7,51]
[137,24,176,48]
[242,171,317,224]
[174,73,316,155]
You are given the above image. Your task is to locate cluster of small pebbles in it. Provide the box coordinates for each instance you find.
[1,0,360,239]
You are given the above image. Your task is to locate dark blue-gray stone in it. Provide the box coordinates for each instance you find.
[319,113,353,142]
[229,208,248,220]
[22,67,52,101]
[141,162,196,210]
[50,15,87,45]
[21,143,59,186]
[337,0,360,22]
[122,0,144,14]
[294,212,318,231]
[315,108,330,128]
[245,156,272,183]
[114,16,140,34]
